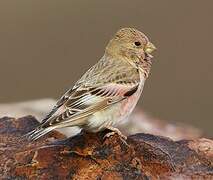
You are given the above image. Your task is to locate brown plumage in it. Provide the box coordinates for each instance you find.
[26,28,156,141]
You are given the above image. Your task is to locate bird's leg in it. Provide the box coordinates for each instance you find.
[104,127,129,146]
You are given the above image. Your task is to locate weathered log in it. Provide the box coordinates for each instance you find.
[0,116,212,179]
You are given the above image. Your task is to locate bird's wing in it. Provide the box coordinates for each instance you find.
[40,56,140,129]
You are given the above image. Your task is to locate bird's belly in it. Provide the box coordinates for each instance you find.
[84,89,142,132]
[83,104,119,132]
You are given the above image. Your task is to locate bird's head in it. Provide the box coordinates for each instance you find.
[105,28,156,77]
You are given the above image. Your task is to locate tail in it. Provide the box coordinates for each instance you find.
[24,126,56,141]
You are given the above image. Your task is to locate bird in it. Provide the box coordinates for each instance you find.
[26,28,156,141]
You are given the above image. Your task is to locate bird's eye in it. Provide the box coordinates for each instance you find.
[134,41,141,47]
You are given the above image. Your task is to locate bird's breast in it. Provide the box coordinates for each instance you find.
[119,76,145,117]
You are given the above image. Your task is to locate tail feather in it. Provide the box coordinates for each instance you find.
[24,126,56,141]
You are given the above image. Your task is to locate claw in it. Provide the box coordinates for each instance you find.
[103,127,129,147]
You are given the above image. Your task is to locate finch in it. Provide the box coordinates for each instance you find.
[26,28,156,141]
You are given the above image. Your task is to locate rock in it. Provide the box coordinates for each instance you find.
[0,99,202,140]
[0,116,212,179]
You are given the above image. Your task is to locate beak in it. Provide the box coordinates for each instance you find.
[144,42,156,54]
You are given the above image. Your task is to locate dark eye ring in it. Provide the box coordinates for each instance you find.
[134,41,141,47]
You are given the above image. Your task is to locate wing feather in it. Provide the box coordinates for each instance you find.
[39,56,140,129]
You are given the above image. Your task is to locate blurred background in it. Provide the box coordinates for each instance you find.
[0,0,212,136]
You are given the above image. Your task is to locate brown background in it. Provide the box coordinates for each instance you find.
[0,1,212,136]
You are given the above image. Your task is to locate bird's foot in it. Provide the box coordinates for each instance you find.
[104,127,129,147]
